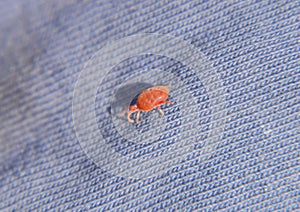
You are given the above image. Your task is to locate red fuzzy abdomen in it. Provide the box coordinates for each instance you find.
[137,88,168,111]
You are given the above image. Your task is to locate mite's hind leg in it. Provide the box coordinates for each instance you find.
[157,106,164,116]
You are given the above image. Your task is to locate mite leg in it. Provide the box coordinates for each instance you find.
[136,111,140,123]
[157,101,173,116]
[127,111,135,123]
[157,106,164,116]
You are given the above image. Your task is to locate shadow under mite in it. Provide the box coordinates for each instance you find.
[107,82,153,117]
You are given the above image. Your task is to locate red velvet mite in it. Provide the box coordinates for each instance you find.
[127,85,173,123]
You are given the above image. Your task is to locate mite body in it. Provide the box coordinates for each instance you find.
[127,85,172,123]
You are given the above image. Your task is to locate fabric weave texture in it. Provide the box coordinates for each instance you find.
[0,0,299,211]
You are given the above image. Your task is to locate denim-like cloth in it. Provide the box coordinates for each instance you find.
[0,0,299,211]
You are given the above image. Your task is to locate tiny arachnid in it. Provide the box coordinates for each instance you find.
[127,85,173,123]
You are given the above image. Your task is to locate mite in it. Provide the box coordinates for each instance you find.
[127,85,173,123]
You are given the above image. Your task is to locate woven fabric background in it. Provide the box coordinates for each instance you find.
[0,0,299,211]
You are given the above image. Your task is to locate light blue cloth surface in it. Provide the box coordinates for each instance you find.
[0,0,299,211]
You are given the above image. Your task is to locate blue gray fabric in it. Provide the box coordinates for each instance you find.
[0,0,299,211]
